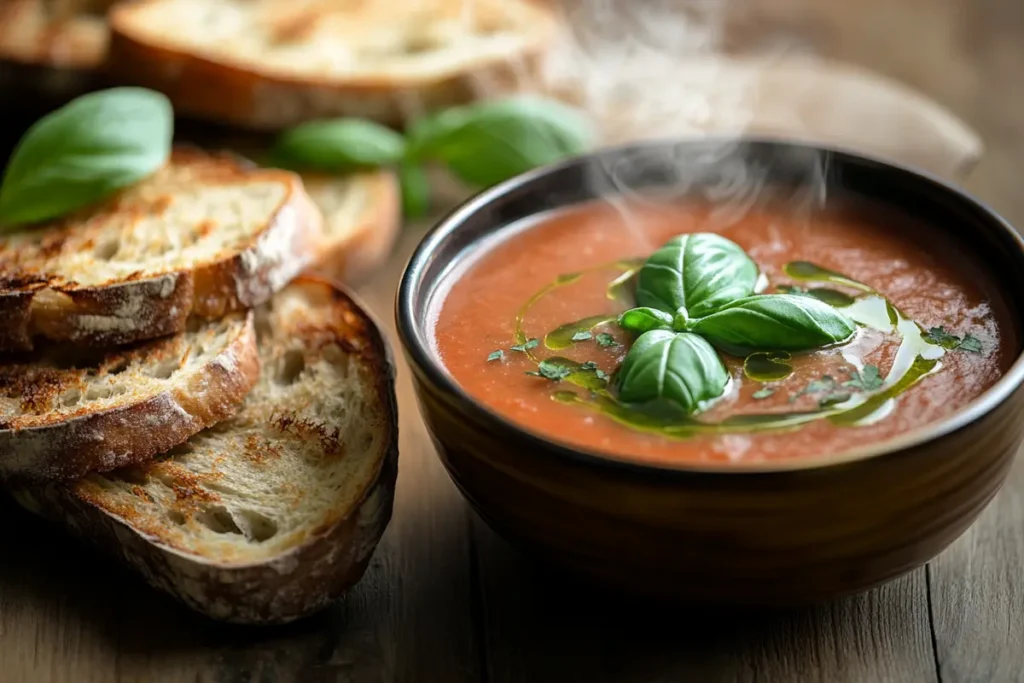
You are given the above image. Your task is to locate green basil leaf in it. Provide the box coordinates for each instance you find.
[0,87,172,229]
[636,233,758,318]
[399,162,431,219]
[618,307,674,334]
[270,118,406,171]
[616,330,729,413]
[959,334,983,353]
[406,96,594,187]
[690,294,857,352]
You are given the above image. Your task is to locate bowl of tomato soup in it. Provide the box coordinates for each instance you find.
[397,138,1024,604]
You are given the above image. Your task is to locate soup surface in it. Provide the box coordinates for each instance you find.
[431,199,1018,466]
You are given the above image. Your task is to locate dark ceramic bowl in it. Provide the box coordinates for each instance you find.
[396,138,1024,604]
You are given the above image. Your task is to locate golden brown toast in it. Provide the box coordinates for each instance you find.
[14,278,398,624]
[0,309,260,482]
[0,148,325,351]
[106,0,558,130]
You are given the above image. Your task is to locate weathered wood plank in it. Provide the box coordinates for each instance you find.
[929,458,1024,683]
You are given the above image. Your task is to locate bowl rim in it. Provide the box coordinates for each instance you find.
[396,135,1024,476]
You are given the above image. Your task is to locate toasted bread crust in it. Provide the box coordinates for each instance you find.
[190,165,325,318]
[0,312,260,482]
[302,170,401,284]
[0,148,324,351]
[14,279,398,623]
[106,0,556,130]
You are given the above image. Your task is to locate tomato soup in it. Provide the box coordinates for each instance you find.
[430,199,1018,466]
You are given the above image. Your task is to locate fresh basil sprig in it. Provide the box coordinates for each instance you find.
[689,295,857,353]
[613,233,858,414]
[269,96,593,218]
[636,233,759,320]
[616,330,729,413]
[0,88,173,231]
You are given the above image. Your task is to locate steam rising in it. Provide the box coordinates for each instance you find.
[487,0,828,249]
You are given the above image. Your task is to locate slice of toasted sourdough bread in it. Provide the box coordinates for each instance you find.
[0,148,324,352]
[0,310,259,482]
[168,128,402,284]
[106,0,558,130]
[13,278,399,624]
[0,0,113,101]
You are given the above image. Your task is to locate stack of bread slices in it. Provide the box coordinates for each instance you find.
[0,147,400,624]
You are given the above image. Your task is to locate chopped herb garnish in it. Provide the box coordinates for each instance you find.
[843,364,883,391]
[571,331,593,342]
[580,361,598,370]
[924,326,961,349]
[923,326,984,353]
[596,333,618,348]
[487,350,504,362]
[525,358,573,381]
[510,338,540,352]
[789,375,836,403]
[752,387,775,400]
[818,391,852,408]
[960,334,983,353]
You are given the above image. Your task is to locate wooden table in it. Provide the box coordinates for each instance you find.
[2,1,1023,681]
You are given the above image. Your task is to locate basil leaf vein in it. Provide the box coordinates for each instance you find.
[635,233,758,318]
[616,330,729,413]
[690,294,857,352]
[0,87,172,229]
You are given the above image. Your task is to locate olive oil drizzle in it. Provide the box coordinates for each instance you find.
[545,315,618,350]
[515,260,948,439]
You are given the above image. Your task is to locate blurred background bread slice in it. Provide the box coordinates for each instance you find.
[106,0,558,130]
[0,0,115,104]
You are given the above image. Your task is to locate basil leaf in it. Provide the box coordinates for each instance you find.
[690,294,857,352]
[270,118,406,171]
[406,96,593,187]
[616,330,729,413]
[0,87,172,229]
[636,233,758,319]
[399,162,431,219]
[618,307,674,334]
[959,334,983,353]
[843,364,883,391]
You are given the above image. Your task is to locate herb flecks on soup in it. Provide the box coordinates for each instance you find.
[432,201,1015,465]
